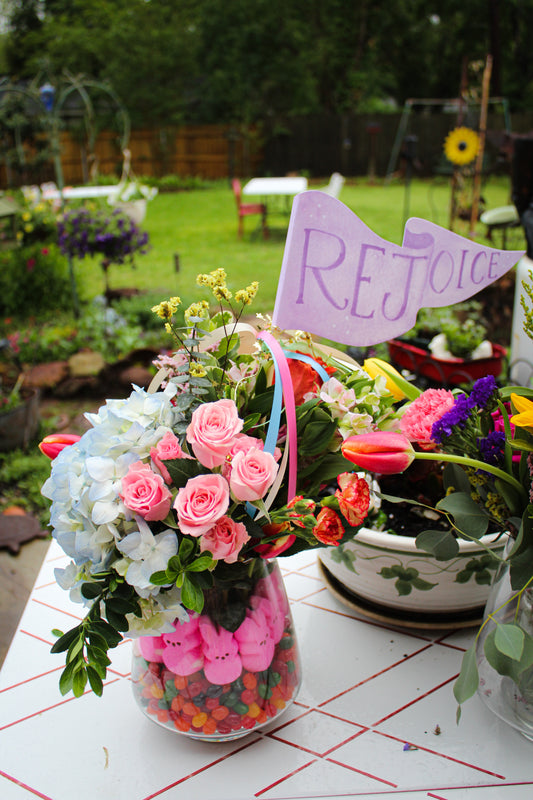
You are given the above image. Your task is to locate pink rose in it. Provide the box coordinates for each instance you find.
[174,473,230,536]
[199,515,250,563]
[120,461,172,521]
[186,398,244,468]
[221,434,281,481]
[229,447,279,502]
[150,430,192,484]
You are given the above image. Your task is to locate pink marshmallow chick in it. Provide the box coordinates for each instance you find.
[138,634,165,663]
[250,595,285,644]
[255,572,290,618]
[161,614,205,676]
[198,616,242,684]
[234,603,275,672]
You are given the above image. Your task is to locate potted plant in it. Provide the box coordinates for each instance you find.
[0,342,40,451]
[340,367,533,738]
[387,302,506,385]
[318,362,506,626]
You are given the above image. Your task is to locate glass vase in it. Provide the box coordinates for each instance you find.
[131,559,301,742]
[476,555,533,741]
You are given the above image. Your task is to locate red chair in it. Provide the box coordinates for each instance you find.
[231,179,268,239]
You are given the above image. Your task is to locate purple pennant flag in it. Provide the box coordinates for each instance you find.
[272,191,524,346]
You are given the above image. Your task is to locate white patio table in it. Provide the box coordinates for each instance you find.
[242,177,308,198]
[42,185,120,201]
[1,540,532,800]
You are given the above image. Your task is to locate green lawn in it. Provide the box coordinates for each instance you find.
[76,175,523,316]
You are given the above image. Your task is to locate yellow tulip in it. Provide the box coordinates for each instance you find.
[510,393,533,430]
[363,358,408,401]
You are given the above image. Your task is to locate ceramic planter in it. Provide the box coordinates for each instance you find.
[0,388,40,451]
[318,526,507,627]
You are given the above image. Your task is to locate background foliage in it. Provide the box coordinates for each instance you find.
[0,1,531,128]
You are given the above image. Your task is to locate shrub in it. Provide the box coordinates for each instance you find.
[0,243,73,317]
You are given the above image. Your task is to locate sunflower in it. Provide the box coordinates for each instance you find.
[443,127,480,166]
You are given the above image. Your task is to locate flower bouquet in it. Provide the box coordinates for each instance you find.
[40,270,396,740]
[341,366,533,733]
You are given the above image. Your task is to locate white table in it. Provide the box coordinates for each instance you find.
[242,177,308,197]
[42,185,120,201]
[1,541,532,800]
[243,177,308,217]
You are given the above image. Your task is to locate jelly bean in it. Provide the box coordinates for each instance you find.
[212,705,229,721]
[241,715,256,729]
[148,662,161,675]
[256,709,268,724]
[242,672,257,690]
[189,680,204,697]
[171,695,185,712]
[273,697,286,710]
[278,635,293,649]
[183,702,199,717]
[233,701,249,716]
[174,675,188,690]
[241,689,256,704]
[205,696,220,710]
[206,684,223,698]
[247,702,261,719]
[203,717,218,735]
[174,717,191,732]
[257,684,272,699]
[216,720,232,735]
[192,712,208,728]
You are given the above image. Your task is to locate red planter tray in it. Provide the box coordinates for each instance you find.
[387,339,507,385]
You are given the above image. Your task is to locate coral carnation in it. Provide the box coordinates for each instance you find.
[400,389,455,445]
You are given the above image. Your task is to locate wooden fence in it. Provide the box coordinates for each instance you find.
[2,111,533,189]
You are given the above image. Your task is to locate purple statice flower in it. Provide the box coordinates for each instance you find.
[468,375,498,410]
[477,430,505,466]
[431,393,472,444]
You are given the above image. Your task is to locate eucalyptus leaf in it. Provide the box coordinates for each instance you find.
[415,529,459,561]
[495,623,525,661]
[436,492,489,539]
[72,668,88,698]
[453,644,479,709]
[86,666,104,697]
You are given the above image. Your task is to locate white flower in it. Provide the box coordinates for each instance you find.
[116,517,179,597]
[126,587,188,637]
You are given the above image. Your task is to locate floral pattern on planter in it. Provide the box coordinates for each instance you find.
[319,526,506,617]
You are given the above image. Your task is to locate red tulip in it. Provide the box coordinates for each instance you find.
[39,433,81,460]
[341,431,415,475]
[255,524,296,558]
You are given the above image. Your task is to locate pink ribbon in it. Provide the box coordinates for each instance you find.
[257,331,298,502]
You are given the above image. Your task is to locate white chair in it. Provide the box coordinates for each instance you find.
[319,172,345,198]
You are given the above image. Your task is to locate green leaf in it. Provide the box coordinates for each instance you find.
[436,493,489,539]
[105,597,137,615]
[495,623,525,661]
[179,537,196,562]
[181,573,204,613]
[58,660,77,695]
[86,666,104,697]
[104,607,129,632]
[165,458,202,488]
[72,668,88,698]
[483,629,533,680]
[187,554,215,572]
[150,569,172,585]
[91,620,123,648]
[453,645,479,708]
[415,529,459,561]
[50,626,80,654]
[80,582,104,600]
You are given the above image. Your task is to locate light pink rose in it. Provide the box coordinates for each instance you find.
[186,398,244,468]
[199,515,250,563]
[221,434,281,480]
[120,461,172,521]
[174,473,230,536]
[150,430,192,484]
[229,447,279,502]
